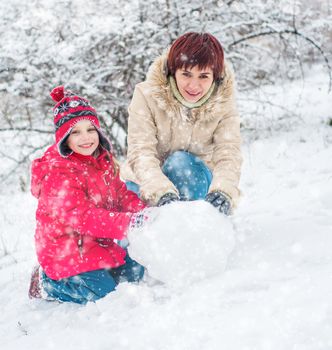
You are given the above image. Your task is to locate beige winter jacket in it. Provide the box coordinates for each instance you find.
[121,53,242,207]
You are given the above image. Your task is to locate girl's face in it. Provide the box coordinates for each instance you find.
[174,65,214,103]
[67,120,99,156]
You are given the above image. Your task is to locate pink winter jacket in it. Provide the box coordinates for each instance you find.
[31,145,146,280]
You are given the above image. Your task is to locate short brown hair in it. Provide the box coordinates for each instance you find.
[167,32,224,81]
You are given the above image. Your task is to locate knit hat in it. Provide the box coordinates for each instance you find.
[50,86,111,157]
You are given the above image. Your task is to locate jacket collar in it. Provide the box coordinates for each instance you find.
[69,147,108,168]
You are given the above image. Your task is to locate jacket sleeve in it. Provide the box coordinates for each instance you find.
[125,86,178,204]
[39,169,134,240]
[113,172,147,212]
[209,66,243,208]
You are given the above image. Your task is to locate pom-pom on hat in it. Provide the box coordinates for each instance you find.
[50,86,111,157]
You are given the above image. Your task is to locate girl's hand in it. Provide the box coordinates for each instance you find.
[129,208,159,229]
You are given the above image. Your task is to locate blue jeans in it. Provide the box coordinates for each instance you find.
[127,151,212,200]
[42,253,145,304]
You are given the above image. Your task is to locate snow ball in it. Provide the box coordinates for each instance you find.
[128,200,235,289]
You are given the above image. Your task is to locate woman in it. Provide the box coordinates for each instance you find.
[121,32,242,215]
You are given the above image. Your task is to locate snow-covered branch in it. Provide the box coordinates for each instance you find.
[0,0,331,191]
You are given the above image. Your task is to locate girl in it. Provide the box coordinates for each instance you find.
[122,32,242,215]
[29,86,148,304]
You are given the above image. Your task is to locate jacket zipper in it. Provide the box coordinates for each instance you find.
[102,170,110,185]
[77,234,83,259]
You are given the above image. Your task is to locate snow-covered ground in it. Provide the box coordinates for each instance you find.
[1,71,331,349]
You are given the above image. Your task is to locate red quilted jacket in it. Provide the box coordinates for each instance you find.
[31,145,145,280]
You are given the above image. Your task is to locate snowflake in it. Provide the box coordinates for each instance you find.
[58,101,69,113]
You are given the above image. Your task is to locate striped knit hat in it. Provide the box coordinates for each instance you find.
[50,86,111,157]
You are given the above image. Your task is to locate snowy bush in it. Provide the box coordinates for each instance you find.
[0,0,331,191]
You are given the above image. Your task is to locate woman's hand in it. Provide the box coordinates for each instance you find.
[157,192,179,207]
[205,191,231,216]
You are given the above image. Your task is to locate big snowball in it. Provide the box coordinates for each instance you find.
[128,200,235,288]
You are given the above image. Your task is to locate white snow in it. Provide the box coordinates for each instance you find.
[128,201,235,289]
[1,71,332,349]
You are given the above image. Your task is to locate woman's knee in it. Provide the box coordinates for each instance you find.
[166,151,192,163]
[163,151,194,172]
[162,151,212,200]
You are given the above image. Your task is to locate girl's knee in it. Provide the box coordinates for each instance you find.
[42,269,117,304]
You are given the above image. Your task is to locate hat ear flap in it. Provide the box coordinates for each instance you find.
[58,133,73,157]
[96,129,112,152]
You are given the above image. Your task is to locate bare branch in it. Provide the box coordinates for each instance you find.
[0,128,52,134]
[0,142,50,183]
[228,28,332,92]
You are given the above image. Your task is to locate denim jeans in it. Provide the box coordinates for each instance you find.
[42,253,145,304]
[126,151,212,200]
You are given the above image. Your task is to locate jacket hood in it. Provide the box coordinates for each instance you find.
[145,52,235,122]
[31,145,69,198]
[31,145,111,199]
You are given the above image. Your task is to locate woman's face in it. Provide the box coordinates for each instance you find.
[174,65,214,103]
[67,120,99,156]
